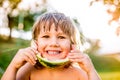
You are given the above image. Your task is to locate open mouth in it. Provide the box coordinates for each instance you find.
[43,50,63,60]
[47,51,61,55]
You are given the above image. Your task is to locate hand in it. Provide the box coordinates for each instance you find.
[67,45,95,73]
[10,40,39,69]
[11,47,38,69]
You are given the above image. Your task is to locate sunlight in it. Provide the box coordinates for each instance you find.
[48,0,120,54]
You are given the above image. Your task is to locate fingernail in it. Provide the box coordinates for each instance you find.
[35,51,39,54]
[33,61,36,65]
[35,57,37,60]
[70,50,74,52]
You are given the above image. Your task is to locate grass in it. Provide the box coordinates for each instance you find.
[99,71,120,80]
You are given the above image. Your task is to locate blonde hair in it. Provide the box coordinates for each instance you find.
[32,12,81,48]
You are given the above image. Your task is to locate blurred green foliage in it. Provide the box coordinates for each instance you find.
[0,38,30,78]
[99,72,120,80]
[89,54,120,72]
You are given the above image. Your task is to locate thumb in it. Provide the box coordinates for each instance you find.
[31,40,37,50]
[31,40,40,56]
[71,44,79,50]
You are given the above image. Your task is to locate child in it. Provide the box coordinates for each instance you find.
[1,12,101,80]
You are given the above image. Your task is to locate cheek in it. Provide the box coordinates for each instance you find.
[60,40,71,52]
[36,40,46,52]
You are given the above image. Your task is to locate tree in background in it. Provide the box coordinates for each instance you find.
[90,0,120,23]
[0,0,22,40]
[0,0,47,40]
[90,0,120,35]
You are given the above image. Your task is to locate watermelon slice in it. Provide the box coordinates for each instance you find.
[36,54,70,68]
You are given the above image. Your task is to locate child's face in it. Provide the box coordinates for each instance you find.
[36,23,71,60]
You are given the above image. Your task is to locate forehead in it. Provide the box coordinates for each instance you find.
[40,23,64,34]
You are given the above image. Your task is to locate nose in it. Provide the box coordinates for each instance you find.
[49,37,59,47]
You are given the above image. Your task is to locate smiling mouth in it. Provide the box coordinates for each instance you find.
[47,51,61,55]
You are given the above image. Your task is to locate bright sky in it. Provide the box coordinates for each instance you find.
[48,0,120,54]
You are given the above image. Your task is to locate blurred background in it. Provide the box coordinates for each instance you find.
[0,0,120,80]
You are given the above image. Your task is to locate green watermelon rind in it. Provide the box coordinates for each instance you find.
[36,54,69,68]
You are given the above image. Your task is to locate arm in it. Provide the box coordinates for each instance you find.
[1,62,32,80]
[68,45,101,80]
[1,47,37,80]
[1,62,18,80]
[87,68,101,80]
[78,54,101,80]
[16,63,34,80]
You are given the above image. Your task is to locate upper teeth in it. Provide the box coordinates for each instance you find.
[47,51,60,54]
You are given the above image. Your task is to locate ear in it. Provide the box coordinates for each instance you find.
[31,40,38,50]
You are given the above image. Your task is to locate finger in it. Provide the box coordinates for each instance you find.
[69,56,87,63]
[25,47,37,59]
[30,40,39,55]
[71,44,77,50]
[71,44,80,50]
[24,52,36,65]
[68,54,83,59]
[22,53,34,65]
[68,53,87,61]
[29,47,38,55]
[71,45,81,54]
[69,58,83,62]
[23,54,35,65]
[28,49,37,60]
